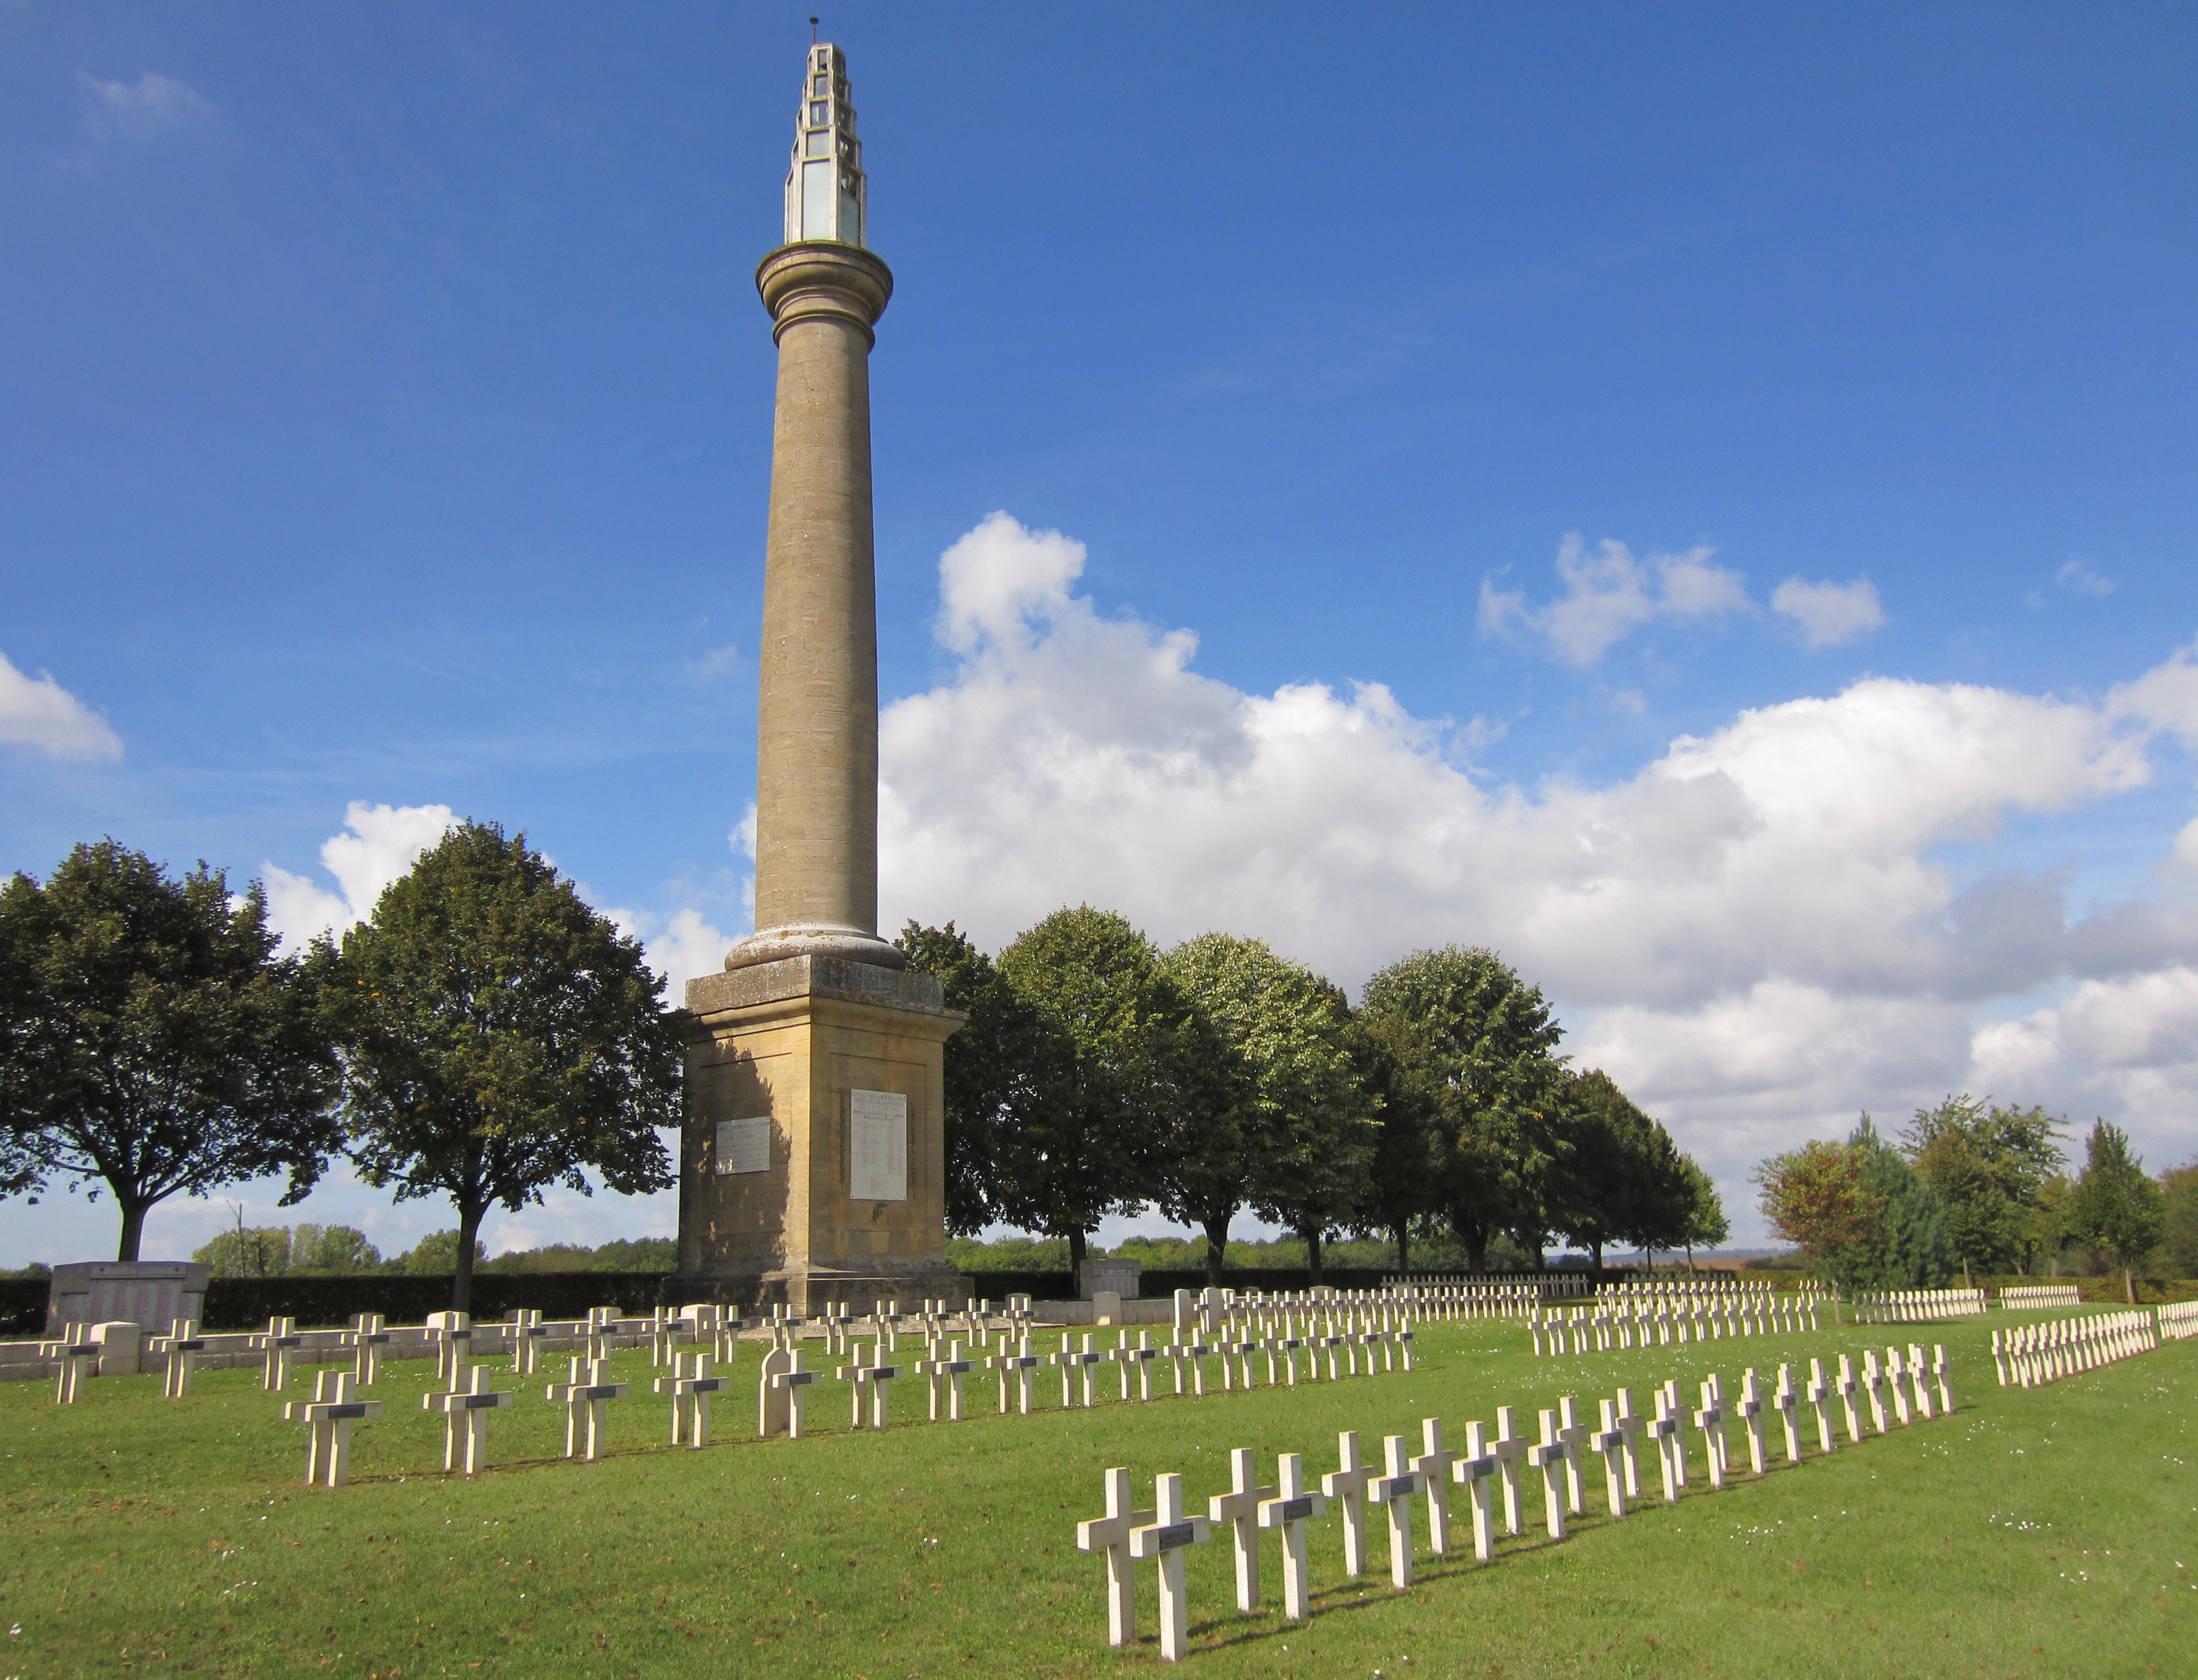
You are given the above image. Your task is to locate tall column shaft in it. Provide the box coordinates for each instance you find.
[730,242,900,972]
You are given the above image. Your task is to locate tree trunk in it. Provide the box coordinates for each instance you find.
[453,1201,486,1313]
[1202,1212,1230,1287]
[2125,1264,2136,1306]
[1684,1241,1696,1275]
[1588,1238,1604,1272]
[1464,1230,1487,1274]
[1393,1222,1409,1276]
[1303,1224,1325,1288]
[115,1197,151,1263]
[1962,1255,1973,1288]
[1067,1227,1088,1298]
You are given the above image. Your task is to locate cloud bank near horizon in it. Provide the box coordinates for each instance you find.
[878,513,2198,1224]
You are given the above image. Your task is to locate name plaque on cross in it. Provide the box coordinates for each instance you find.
[849,1089,908,1201]
[715,1117,771,1176]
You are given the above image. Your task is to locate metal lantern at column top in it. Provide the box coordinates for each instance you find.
[785,43,867,248]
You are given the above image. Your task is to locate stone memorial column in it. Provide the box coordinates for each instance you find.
[676,40,966,1317]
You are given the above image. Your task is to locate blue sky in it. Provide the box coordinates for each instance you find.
[5,3,2197,1264]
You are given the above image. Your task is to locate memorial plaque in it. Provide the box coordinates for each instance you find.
[849,1089,907,1201]
[714,1117,771,1176]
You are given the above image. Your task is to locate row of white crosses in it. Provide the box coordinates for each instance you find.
[1995,1283,2084,1310]
[1529,1294,1820,1356]
[1378,1282,1545,1321]
[1078,1345,1957,1661]
[1849,1287,1989,1323]
[1991,1310,2159,1387]
[1384,1273,1593,1306]
[2158,1300,2198,1342]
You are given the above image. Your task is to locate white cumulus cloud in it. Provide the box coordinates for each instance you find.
[263,801,456,950]
[1480,535,1751,666]
[0,651,121,759]
[1770,576,1886,648]
[879,513,2198,1233]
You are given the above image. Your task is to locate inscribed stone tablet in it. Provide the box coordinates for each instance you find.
[849,1089,908,1201]
[715,1117,771,1175]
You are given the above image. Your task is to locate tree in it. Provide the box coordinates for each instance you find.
[0,841,341,1260]
[1348,1013,1443,1274]
[1753,1137,1880,1272]
[1842,1117,1959,1290]
[192,1223,297,1278]
[1901,1095,2065,1278]
[1157,935,1375,1286]
[1549,1069,1688,1271]
[2163,1160,2198,1279]
[329,822,681,1312]
[394,1230,490,1275]
[896,921,1061,1237]
[2065,1120,2167,1304]
[1361,947,1568,1271]
[1677,1155,1729,1268]
[992,906,1176,1293]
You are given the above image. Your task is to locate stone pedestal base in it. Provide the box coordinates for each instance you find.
[676,955,966,1316]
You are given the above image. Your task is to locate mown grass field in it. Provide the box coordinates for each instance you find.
[0,1310,2189,1678]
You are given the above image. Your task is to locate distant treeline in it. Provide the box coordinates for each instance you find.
[190,1223,676,1278]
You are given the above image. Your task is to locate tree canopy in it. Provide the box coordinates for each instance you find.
[1361,946,1568,1270]
[2065,1119,2166,1302]
[0,841,341,1259]
[990,906,1178,1290]
[328,822,681,1311]
[1901,1094,2065,1276]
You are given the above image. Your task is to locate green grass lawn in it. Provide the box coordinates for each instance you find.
[1,1313,2190,1678]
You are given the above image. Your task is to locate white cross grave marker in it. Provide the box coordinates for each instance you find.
[255,1317,302,1392]
[1453,1423,1500,1560]
[1736,1368,1767,1476]
[1257,1451,1328,1620]
[759,1344,818,1439]
[1129,1473,1211,1663]
[546,1355,629,1461]
[285,1369,382,1487]
[1693,1377,1728,1490]
[1592,1398,1629,1517]
[46,1323,98,1404]
[1771,1363,1804,1461]
[1207,1446,1277,1612]
[1369,1434,1424,1589]
[345,1313,389,1386]
[1409,1417,1459,1555]
[1321,1429,1376,1578]
[654,1350,728,1447]
[1077,1465,1155,1648]
[1528,1409,1572,1540]
[423,1362,512,1474]
[150,1318,206,1399]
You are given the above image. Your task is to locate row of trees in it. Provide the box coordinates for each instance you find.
[901,909,1726,1289]
[1754,1099,2175,1301]
[0,832,683,1309]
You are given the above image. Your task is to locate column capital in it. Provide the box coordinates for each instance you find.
[756,242,893,344]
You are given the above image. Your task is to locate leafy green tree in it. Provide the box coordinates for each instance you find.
[0,841,341,1260]
[192,1223,299,1278]
[394,1229,489,1275]
[1678,1155,1729,1267]
[1550,1069,1689,1270]
[1361,947,1568,1271]
[992,906,1177,1292]
[288,1224,383,1274]
[1346,1011,1443,1274]
[1901,1095,2065,1278]
[2066,1120,2167,1303]
[896,921,1063,1237]
[2162,1160,2198,1279]
[329,822,681,1312]
[1157,934,1374,1285]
